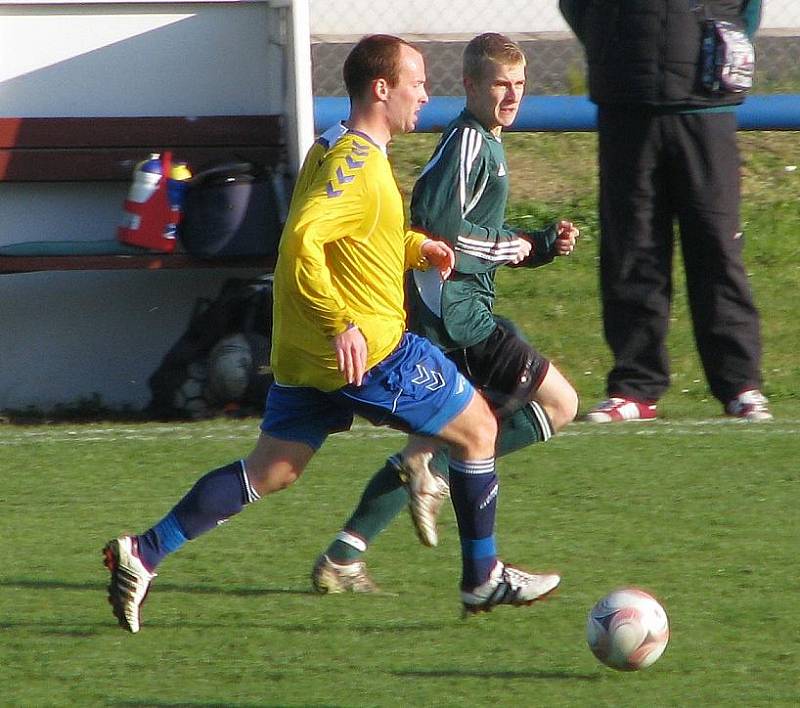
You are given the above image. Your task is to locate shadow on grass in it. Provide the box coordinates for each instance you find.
[1,618,450,638]
[394,668,600,681]
[111,703,346,708]
[3,578,448,635]
[0,624,102,637]
[0,577,312,596]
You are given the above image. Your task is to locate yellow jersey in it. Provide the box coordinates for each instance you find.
[271,124,429,391]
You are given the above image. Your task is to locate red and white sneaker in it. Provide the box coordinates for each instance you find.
[725,389,773,422]
[584,397,657,423]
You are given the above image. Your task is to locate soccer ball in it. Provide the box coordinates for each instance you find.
[207,333,253,403]
[173,361,211,419]
[586,587,669,671]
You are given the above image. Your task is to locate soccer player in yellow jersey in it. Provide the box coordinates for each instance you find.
[102,35,556,634]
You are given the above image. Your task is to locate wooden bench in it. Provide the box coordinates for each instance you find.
[0,115,285,273]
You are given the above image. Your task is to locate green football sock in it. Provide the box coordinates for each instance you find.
[326,456,408,562]
[429,448,450,479]
[497,401,551,456]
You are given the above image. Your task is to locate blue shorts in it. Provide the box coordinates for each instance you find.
[261,332,475,449]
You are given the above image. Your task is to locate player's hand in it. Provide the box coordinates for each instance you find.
[421,239,455,280]
[333,324,368,386]
[555,220,579,256]
[511,236,533,264]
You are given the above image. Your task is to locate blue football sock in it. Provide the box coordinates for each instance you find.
[137,460,258,571]
[448,458,498,590]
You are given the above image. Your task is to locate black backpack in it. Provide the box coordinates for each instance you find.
[146,276,273,419]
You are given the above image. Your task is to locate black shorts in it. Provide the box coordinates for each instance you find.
[447,318,549,414]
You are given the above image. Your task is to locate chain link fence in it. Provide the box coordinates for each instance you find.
[310,1,800,96]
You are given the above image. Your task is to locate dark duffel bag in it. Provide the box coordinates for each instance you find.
[180,161,286,257]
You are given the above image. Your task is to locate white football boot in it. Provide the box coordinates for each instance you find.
[398,451,450,547]
[102,536,156,633]
[311,554,379,594]
[461,561,560,615]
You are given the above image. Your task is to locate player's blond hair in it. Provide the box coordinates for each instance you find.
[463,33,526,81]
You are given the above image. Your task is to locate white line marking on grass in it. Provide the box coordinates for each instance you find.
[560,420,800,436]
[0,419,797,445]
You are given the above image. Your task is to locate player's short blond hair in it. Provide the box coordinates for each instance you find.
[463,32,526,81]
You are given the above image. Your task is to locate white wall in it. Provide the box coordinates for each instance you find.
[0,3,283,116]
[0,1,287,411]
[0,270,245,410]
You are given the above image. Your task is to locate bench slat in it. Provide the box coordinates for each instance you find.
[0,115,284,149]
[0,253,277,274]
[0,146,284,181]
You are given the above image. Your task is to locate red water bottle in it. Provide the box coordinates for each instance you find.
[118,152,177,252]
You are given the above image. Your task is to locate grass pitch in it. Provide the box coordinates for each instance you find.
[1,416,798,706]
[1,131,798,705]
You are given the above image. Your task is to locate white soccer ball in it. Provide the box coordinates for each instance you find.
[173,362,211,419]
[586,587,669,671]
[207,333,253,403]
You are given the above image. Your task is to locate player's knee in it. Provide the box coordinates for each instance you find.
[562,387,580,428]
[244,450,303,495]
[476,424,498,455]
[543,386,579,432]
[470,406,499,456]
[249,462,301,495]
[440,395,497,459]
[243,434,313,495]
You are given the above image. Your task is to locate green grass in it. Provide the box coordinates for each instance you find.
[1,132,799,705]
[1,417,798,706]
[390,130,800,407]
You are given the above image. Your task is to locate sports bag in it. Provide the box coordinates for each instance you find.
[700,17,755,94]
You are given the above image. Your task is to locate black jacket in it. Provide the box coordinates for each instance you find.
[559,0,760,108]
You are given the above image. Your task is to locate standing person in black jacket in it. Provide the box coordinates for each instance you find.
[560,0,772,422]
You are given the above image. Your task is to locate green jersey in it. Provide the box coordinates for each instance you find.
[407,109,554,350]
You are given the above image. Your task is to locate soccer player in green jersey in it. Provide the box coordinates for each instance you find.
[313,33,580,600]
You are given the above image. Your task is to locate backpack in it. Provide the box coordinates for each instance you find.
[146,276,273,419]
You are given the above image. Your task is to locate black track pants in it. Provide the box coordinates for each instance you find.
[597,107,762,404]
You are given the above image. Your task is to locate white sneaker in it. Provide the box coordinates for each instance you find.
[398,452,450,547]
[726,389,773,421]
[461,561,560,615]
[102,536,156,633]
[311,554,379,594]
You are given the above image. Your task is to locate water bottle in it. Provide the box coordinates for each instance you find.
[166,161,192,240]
[168,161,192,209]
[118,152,176,252]
[127,153,163,203]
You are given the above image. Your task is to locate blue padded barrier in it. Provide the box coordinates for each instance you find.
[315,95,800,133]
